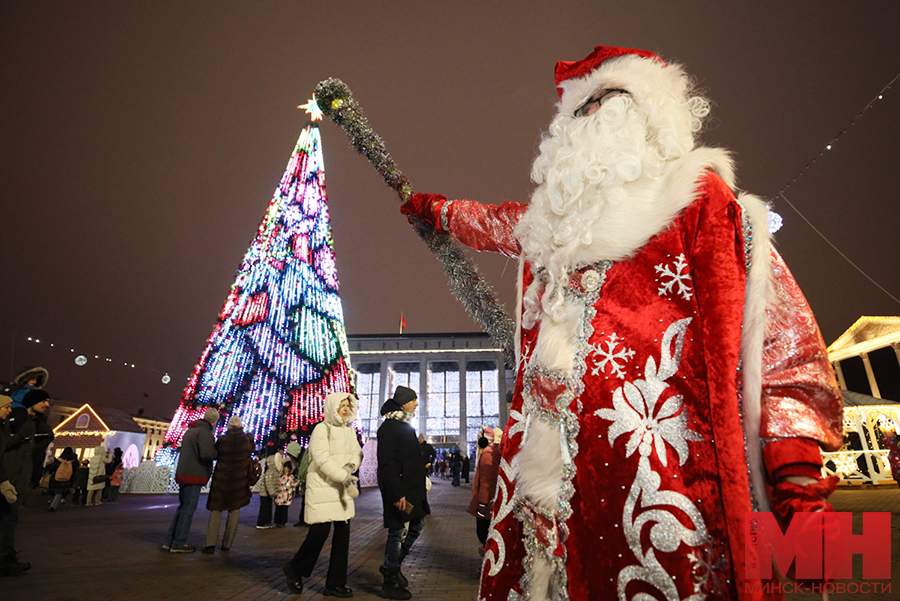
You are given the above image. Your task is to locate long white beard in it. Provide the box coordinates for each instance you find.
[516,96,663,328]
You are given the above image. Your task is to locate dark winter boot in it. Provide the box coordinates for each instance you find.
[380,564,409,588]
[379,568,411,600]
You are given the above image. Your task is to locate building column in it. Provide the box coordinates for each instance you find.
[833,361,847,390]
[459,356,468,452]
[378,359,390,433]
[892,342,900,371]
[419,358,428,435]
[861,352,882,399]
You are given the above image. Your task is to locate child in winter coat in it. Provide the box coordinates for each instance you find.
[256,450,283,529]
[274,462,297,527]
[108,463,124,501]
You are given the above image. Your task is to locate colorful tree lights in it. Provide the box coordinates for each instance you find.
[159,118,353,462]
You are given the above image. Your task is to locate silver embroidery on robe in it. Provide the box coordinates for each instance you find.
[595,318,711,600]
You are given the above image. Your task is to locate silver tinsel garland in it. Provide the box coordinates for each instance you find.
[314,78,515,367]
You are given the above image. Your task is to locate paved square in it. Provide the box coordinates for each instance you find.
[3,482,899,600]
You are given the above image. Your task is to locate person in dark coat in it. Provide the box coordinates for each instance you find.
[70,460,89,506]
[102,447,122,501]
[0,394,29,577]
[461,453,470,484]
[376,386,429,600]
[1,389,50,576]
[203,415,253,554]
[449,448,462,486]
[418,435,436,475]
[163,407,218,554]
[47,446,78,511]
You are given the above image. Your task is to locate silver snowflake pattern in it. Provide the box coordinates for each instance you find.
[688,546,728,596]
[589,333,635,379]
[655,254,693,301]
[594,319,703,467]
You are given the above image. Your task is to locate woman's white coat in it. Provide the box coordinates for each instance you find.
[304,392,363,524]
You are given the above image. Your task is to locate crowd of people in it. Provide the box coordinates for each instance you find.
[0,366,496,598]
[161,385,490,600]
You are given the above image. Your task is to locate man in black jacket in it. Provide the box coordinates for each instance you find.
[377,386,429,600]
[0,391,47,576]
[418,434,436,475]
[163,408,218,554]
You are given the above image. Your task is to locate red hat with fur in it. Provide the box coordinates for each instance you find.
[554,46,665,99]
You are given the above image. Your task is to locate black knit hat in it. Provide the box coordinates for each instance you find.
[380,385,418,416]
[391,386,417,406]
[23,389,50,408]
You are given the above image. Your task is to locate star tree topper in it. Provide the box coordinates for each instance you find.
[298,95,324,122]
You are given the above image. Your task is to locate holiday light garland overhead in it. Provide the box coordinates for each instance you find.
[159,99,354,460]
[772,70,900,306]
[20,335,175,384]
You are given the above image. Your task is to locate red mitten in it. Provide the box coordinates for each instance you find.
[400,193,446,229]
[770,476,840,586]
[769,475,838,523]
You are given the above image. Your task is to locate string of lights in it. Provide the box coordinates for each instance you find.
[160,100,354,460]
[774,71,899,199]
[770,71,900,306]
[15,334,176,384]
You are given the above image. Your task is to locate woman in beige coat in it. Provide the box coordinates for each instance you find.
[85,446,111,506]
[282,392,362,598]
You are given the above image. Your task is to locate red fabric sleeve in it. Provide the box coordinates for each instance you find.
[402,194,527,258]
[759,252,844,451]
[441,200,528,258]
[764,437,823,480]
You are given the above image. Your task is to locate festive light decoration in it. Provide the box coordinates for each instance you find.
[21,335,175,380]
[298,96,324,122]
[833,453,858,476]
[160,118,354,457]
[766,211,783,234]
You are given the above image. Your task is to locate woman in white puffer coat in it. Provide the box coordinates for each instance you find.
[85,446,112,507]
[282,392,362,598]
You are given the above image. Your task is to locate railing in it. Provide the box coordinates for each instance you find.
[821,450,894,485]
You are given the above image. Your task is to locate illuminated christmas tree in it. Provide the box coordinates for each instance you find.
[159,98,353,461]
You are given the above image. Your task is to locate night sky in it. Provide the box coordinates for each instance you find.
[2,2,899,419]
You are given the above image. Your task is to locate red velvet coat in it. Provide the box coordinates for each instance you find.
[426,168,842,601]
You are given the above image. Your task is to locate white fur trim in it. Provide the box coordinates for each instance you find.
[558,54,678,117]
[516,257,524,366]
[737,192,773,513]
[515,418,563,513]
[533,299,581,372]
[529,555,553,601]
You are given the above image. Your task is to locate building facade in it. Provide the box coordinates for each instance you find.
[348,332,513,455]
